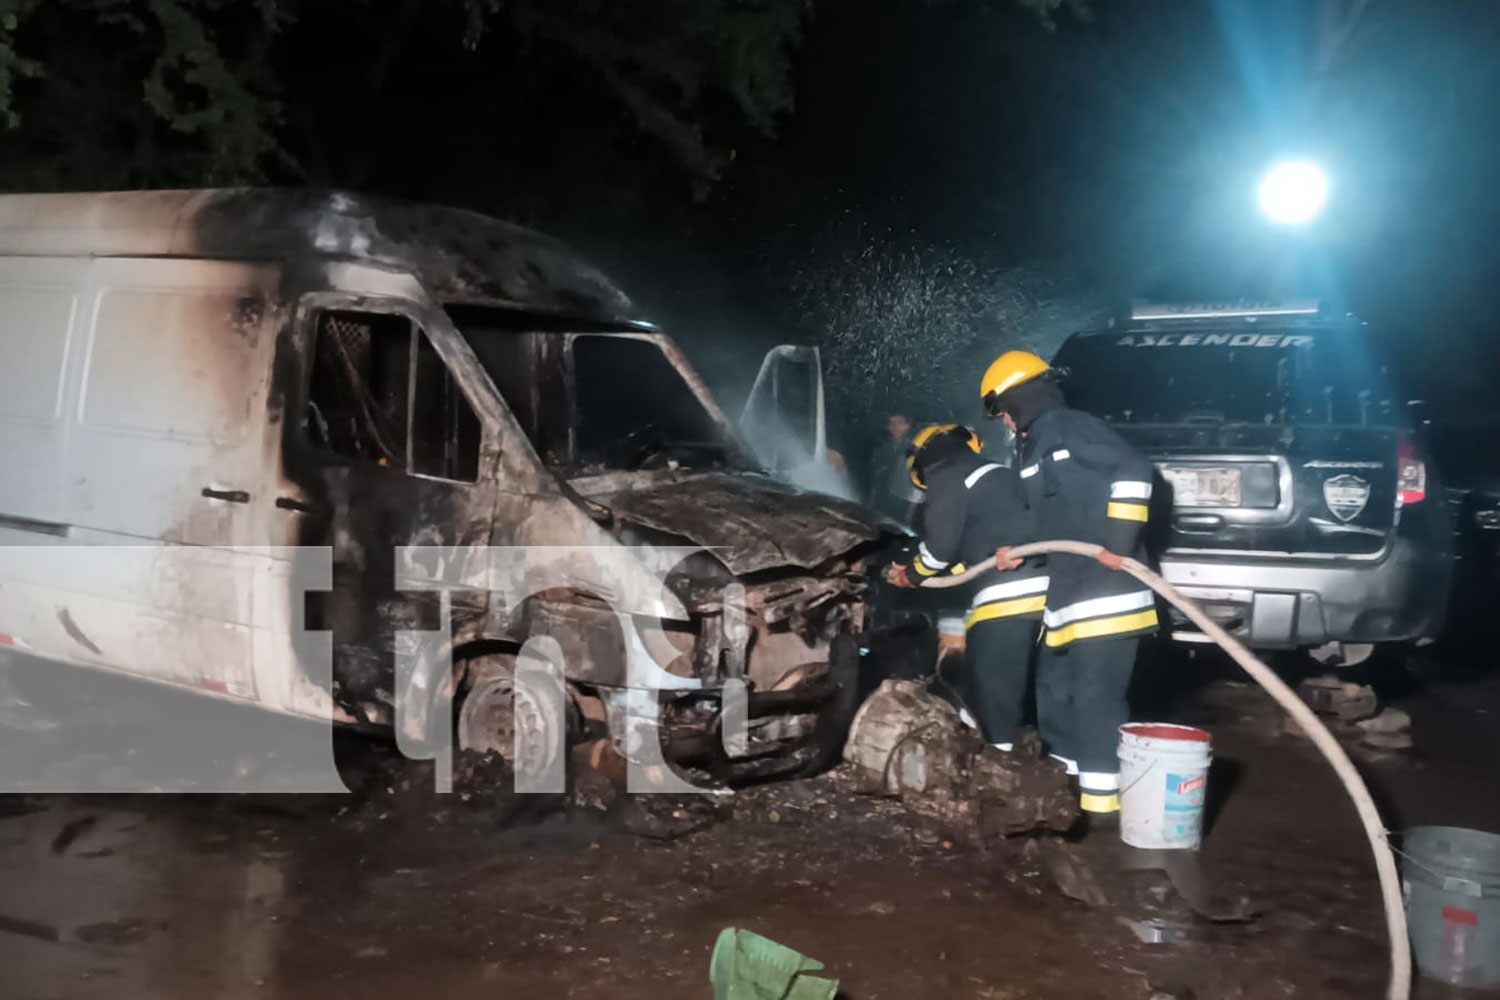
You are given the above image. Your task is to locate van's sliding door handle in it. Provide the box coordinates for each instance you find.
[275,496,321,514]
[201,487,250,504]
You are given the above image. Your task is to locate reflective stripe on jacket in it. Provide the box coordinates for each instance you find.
[902,451,1047,627]
[1018,406,1157,647]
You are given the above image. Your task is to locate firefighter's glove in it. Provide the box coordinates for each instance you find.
[1096,549,1125,572]
[994,546,1023,572]
[884,562,914,588]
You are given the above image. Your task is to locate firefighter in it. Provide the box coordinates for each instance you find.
[883,423,1048,749]
[979,351,1157,824]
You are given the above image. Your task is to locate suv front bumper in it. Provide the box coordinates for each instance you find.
[1158,535,1453,648]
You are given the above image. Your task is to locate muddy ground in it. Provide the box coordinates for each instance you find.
[2,645,1499,1000]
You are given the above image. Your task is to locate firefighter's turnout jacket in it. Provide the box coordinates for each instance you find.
[1017,406,1158,647]
[903,450,1048,628]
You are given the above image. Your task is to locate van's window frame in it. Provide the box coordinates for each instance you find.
[300,300,484,485]
[444,303,753,476]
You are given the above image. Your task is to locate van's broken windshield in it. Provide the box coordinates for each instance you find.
[570,334,745,472]
[1055,328,1398,427]
[449,306,748,474]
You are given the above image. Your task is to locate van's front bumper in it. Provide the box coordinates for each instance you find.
[1158,535,1453,649]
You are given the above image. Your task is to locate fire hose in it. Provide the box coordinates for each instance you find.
[918,539,1410,1000]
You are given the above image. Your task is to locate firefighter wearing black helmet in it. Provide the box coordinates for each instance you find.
[980,351,1158,823]
[883,423,1048,750]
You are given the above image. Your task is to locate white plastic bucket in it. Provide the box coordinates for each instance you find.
[936,615,966,647]
[1402,825,1500,988]
[1118,723,1213,850]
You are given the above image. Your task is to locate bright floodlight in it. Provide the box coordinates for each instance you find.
[1257,160,1329,225]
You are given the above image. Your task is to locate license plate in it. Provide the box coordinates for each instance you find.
[1161,466,1242,507]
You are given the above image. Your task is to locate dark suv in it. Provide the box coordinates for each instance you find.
[1051,302,1454,661]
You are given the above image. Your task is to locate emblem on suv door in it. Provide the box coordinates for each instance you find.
[1323,474,1371,522]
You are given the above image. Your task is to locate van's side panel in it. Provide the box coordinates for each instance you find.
[69,259,279,547]
[0,258,88,527]
[0,258,283,704]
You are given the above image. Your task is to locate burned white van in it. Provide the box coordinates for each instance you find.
[0,190,891,784]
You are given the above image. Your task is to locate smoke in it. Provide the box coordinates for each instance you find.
[737,391,860,501]
[780,457,859,502]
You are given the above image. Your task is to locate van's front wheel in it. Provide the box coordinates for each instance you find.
[456,652,574,785]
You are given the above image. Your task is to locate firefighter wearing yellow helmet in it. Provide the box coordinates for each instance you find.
[884,423,1048,751]
[981,350,1158,826]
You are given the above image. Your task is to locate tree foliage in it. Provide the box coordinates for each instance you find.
[0,0,288,186]
[925,0,1091,30]
[0,0,1082,194]
[0,0,804,190]
[503,0,802,185]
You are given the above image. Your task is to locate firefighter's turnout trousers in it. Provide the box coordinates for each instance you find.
[964,614,1038,749]
[1018,405,1158,815]
[905,451,1046,748]
[1037,637,1138,812]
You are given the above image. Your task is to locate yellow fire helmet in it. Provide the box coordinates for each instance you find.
[980,350,1051,416]
[907,423,983,489]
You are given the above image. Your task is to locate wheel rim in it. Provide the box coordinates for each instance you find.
[457,672,564,779]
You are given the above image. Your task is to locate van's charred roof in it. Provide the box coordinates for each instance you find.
[0,188,650,328]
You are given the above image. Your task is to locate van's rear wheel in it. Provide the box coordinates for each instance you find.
[1307,641,1376,669]
[456,653,572,782]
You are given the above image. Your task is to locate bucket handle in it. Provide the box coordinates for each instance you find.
[1116,746,1212,798]
[1386,841,1440,881]
[1119,756,1163,798]
[1385,837,1488,896]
